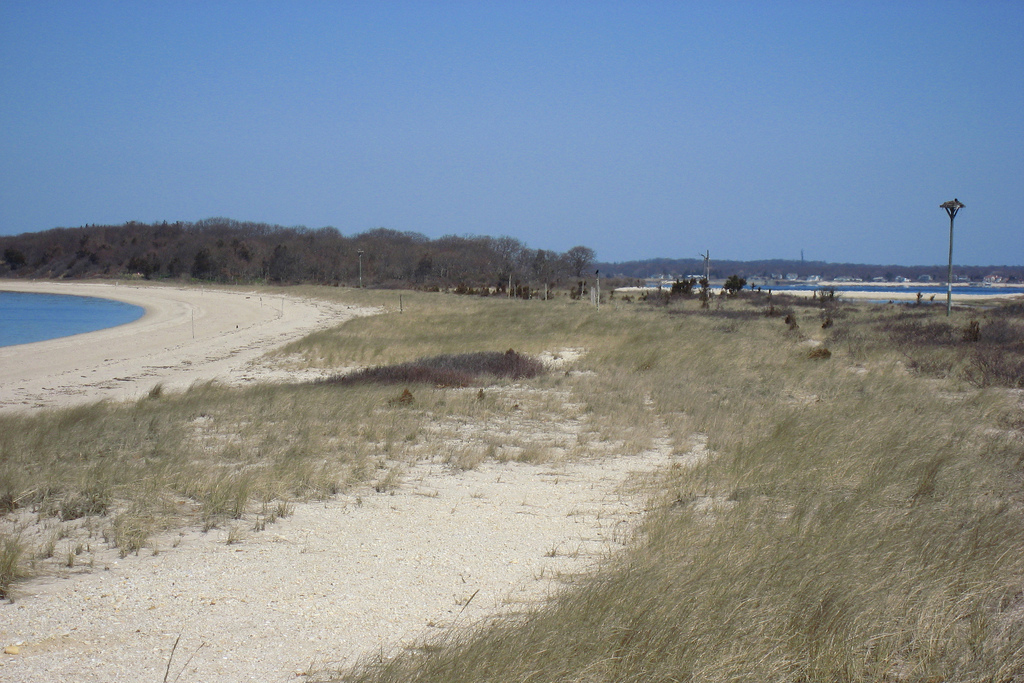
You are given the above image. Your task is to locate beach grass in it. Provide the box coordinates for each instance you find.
[317,292,1024,682]
[2,287,1023,680]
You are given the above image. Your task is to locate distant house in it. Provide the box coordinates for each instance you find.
[785,273,799,281]
[895,276,910,283]
[806,275,822,282]
[984,274,1005,284]
[872,276,886,282]
[918,274,932,282]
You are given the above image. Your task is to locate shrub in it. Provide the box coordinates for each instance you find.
[322,350,544,388]
[816,287,837,301]
[963,319,981,342]
[671,278,696,297]
[0,534,25,598]
[59,488,111,521]
[723,275,747,295]
[390,389,415,405]
[965,348,1024,388]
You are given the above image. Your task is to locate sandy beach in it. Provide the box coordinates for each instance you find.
[0,279,686,681]
[0,280,373,412]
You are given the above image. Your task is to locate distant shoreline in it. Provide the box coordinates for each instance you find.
[0,280,375,412]
[613,280,1024,302]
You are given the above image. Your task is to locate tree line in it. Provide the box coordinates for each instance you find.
[0,219,597,295]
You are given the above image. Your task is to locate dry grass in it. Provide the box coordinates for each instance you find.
[3,287,1024,681]
[0,290,595,592]
[316,293,1024,682]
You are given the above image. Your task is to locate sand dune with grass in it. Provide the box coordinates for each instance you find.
[0,284,687,680]
[3,287,1022,681]
[1,446,683,682]
[0,280,375,412]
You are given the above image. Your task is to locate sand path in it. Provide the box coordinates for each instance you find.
[0,451,679,682]
[0,280,371,412]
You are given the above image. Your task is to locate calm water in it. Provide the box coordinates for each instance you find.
[0,291,145,347]
[764,283,1024,297]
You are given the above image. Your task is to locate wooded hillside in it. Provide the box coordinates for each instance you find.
[0,219,596,294]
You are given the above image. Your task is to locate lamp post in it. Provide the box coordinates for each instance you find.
[940,199,964,316]
[357,249,364,288]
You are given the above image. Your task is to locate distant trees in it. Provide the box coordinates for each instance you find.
[670,278,697,296]
[3,247,26,270]
[0,219,595,295]
[565,246,596,278]
[723,275,747,295]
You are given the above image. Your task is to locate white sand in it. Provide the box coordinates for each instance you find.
[0,280,374,412]
[0,452,682,682]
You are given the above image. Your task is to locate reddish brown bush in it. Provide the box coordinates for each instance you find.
[322,349,544,388]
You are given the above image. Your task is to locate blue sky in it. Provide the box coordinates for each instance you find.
[2,1,1021,265]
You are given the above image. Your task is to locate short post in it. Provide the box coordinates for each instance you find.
[940,199,964,317]
[358,250,364,289]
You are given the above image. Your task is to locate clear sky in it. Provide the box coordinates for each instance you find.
[2,1,1021,266]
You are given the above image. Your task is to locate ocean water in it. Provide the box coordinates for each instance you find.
[0,291,145,348]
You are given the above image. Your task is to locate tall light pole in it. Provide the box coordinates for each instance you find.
[940,199,964,317]
[357,249,364,288]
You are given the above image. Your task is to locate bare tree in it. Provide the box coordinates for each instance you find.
[564,246,596,278]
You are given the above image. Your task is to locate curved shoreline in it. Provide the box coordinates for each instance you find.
[0,280,375,413]
[0,290,146,348]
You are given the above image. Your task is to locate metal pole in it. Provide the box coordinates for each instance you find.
[946,212,954,317]
[940,199,963,317]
